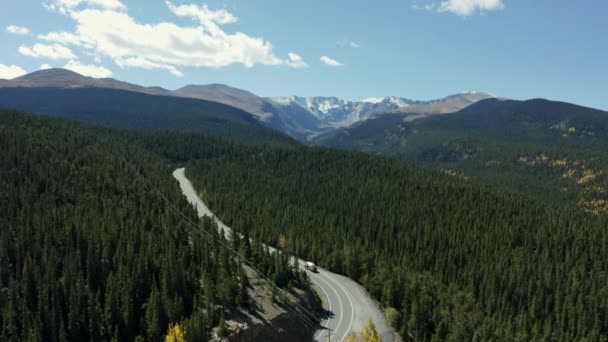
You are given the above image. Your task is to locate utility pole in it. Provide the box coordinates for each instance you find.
[326,327,333,342]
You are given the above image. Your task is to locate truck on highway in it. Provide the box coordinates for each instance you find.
[304,261,317,272]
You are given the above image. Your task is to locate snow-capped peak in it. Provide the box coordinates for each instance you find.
[271,95,299,106]
[269,91,496,130]
[306,97,347,114]
[384,96,411,107]
[361,96,412,107]
[361,97,385,104]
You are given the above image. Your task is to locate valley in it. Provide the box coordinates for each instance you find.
[1,69,607,341]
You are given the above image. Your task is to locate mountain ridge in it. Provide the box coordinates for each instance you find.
[268,92,497,130]
[0,68,497,140]
[2,68,171,96]
[0,86,296,146]
[315,97,608,213]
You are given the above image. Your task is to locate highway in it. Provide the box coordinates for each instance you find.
[173,168,393,341]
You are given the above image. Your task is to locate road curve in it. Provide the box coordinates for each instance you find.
[173,168,393,341]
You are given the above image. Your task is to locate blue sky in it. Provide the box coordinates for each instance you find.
[1,0,606,109]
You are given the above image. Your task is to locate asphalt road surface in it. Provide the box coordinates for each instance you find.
[173,168,393,341]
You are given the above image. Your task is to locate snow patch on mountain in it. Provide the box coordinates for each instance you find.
[269,92,496,130]
[361,97,385,104]
[269,96,418,128]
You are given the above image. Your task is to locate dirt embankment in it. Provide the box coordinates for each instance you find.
[212,267,322,342]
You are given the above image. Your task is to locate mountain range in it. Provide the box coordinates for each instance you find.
[7,68,607,213]
[269,92,495,130]
[0,69,495,141]
[0,69,295,146]
[4,67,608,342]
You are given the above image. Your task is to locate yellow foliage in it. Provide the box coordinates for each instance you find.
[361,319,381,342]
[578,170,599,185]
[562,169,577,179]
[549,159,568,167]
[346,332,359,342]
[580,198,608,214]
[165,323,186,342]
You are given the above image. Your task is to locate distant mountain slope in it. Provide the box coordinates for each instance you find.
[439,98,608,133]
[319,98,608,151]
[317,98,608,213]
[0,68,170,95]
[173,84,325,140]
[0,69,323,141]
[0,69,495,142]
[174,84,274,121]
[399,92,498,121]
[0,87,295,145]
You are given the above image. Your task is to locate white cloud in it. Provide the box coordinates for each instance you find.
[40,64,53,70]
[320,55,344,67]
[165,1,237,25]
[46,0,126,14]
[19,43,76,60]
[64,60,113,78]
[433,0,505,16]
[0,64,27,79]
[6,25,31,35]
[38,31,84,46]
[37,0,284,73]
[285,53,308,69]
[338,40,360,48]
[116,56,184,77]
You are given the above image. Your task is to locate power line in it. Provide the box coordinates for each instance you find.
[120,156,324,332]
[127,160,321,330]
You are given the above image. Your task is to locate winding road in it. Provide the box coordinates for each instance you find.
[173,168,393,341]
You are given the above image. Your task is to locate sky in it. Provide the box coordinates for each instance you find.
[0,0,606,109]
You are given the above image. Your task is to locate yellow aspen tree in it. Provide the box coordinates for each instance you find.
[346,332,359,342]
[165,323,186,342]
[361,319,381,342]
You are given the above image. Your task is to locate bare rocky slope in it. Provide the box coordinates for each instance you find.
[1,69,496,142]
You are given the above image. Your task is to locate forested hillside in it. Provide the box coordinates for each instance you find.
[0,87,295,146]
[0,109,304,341]
[317,99,608,213]
[4,99,608,341]
[188,143,608,341]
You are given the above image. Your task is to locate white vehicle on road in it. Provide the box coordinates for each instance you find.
[173,168,394,342]
[304,261,317,272]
